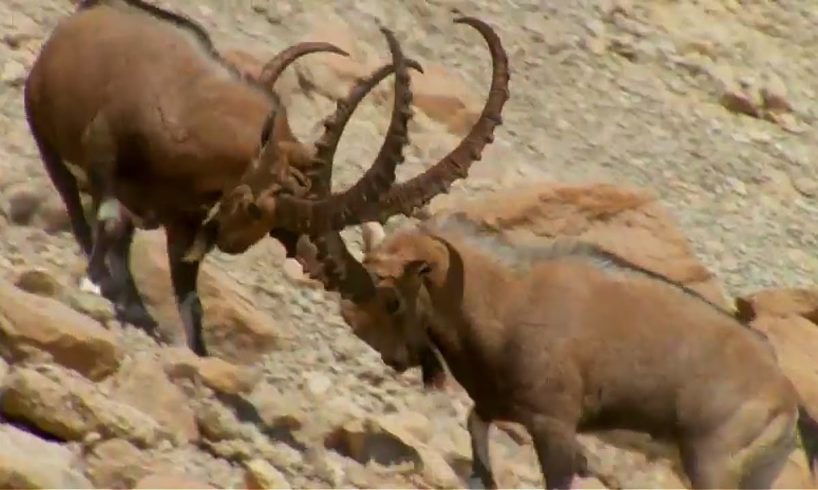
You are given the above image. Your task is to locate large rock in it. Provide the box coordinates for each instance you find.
[128,230,279,364]
[84,438,152,489]
[109,352,200,444]
[735,286,818,488]
[0,424,92,489]
[161,347,260,396]
[736,287,818,324]
[430,182,729,307]
[244,459,291,490]
[0,279,122,381]
[324,414,460,488]
[1,364,169,448]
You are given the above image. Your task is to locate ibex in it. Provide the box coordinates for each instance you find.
[301,212,818,489]
[24,0,419,356]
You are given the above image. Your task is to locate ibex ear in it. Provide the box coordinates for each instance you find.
[404,259,431,278]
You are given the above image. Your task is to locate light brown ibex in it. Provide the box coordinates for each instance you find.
[24,0,417,356]
[301,212,818,489]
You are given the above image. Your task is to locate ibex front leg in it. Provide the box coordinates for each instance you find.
[166,222,207,356]
[467,406,498,490]
[527,414,585,490]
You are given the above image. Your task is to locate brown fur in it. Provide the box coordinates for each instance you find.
[332,217,817,489]
[24,0,415,355]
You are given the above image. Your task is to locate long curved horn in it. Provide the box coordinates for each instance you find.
[299,232,376,303]
[354,16,509,224]
[259,42,349,89]
[261,26,413,235]
[306,59,424,197]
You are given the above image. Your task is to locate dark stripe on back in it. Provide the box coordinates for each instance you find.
[75,0,279,102]
[424,211,744,325]
[77,0,213,49]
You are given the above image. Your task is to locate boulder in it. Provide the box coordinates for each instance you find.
[325,415,460,488]
[0,280,122,381]
[0,424,92,489]
[1,364,168,448]
[161,346,260,395]
[84,438,151,489]
[109,352,200,444]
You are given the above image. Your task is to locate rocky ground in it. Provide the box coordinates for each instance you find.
[0,0,817,488]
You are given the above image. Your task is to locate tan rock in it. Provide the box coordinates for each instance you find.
[110,352,199,444]
[128,230,279,364]
[35,193,72,234]
[0,424,93,489]
[13,267,61,297]
[2,181,44,225]
[85,438,151,489]
[430,182,729,307]
[735,287,818,323]
[734,286,818,488]
[325,416,460,487]
[0,279,122,381]
[162,346,260,395]
[1,364,167,448]
[720,87,761,118]
[134,473,214,489]
[66,290,116,325]
[574,476,611,488]
[760,73,793,114]
[244,458,291,489]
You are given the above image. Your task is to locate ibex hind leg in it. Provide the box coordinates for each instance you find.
[681,402,797,489]
[738,408,798,489]
[30,128,95,258]
[104,213,158,334]
[528,414,586,490]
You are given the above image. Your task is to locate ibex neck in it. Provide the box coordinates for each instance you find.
[423,240,513,405]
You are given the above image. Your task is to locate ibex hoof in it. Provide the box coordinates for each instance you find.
[115,303,158,334]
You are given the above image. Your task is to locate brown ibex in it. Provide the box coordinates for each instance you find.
[24,0,417,356]
[301,212,818,489]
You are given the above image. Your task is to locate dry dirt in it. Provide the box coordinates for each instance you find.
[0,0,817,488]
